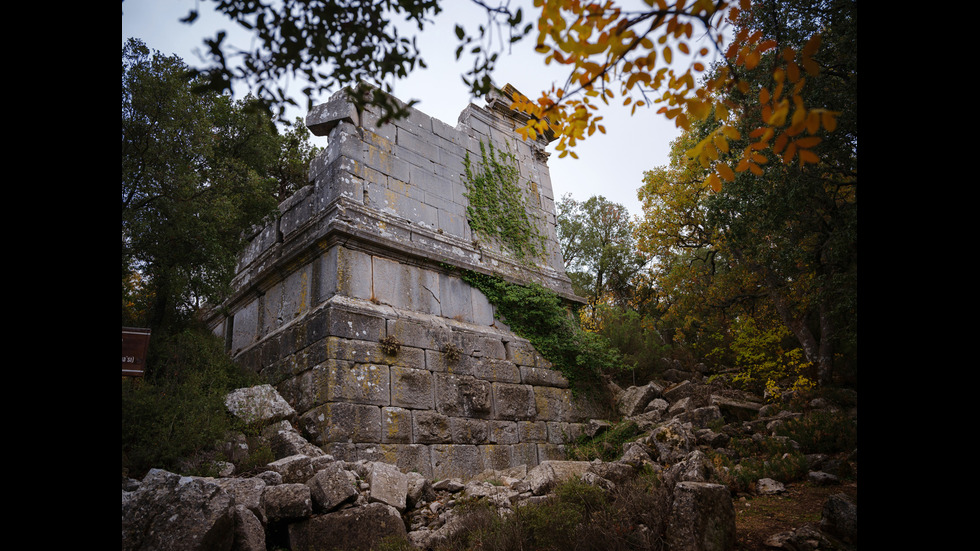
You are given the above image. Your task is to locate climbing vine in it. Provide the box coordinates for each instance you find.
[459,269,625,394]
[463,141,546,261]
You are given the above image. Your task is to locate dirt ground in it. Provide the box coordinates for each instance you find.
[733,481,858,550]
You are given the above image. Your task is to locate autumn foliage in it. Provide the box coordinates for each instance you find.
[508,0,837,190]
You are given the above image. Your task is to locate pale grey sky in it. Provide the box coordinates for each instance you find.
[121,0,696,219]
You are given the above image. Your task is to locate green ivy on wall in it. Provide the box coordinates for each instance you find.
[459,269,625,395]
[463,141,546,261]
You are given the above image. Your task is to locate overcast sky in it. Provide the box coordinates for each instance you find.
[122,0,693,218]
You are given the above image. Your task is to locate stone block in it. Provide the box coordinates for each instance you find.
[368,461,409,512]
[322,442,357,462]
[431,444,483,480]
[356,444,433,479]
[321,361,390,406]
[488,420,519,445]
[306,462,358,512]
[264,483,313,522]
[386,317,452,352]
[492,383,537,421]
[306,92,359,136]
[390,366,434,409]
[231,299,259,355]
[381,407,413,444]
[512,443,539,469]
[287,502,406,551]
[323,307,385,342]
[449,331,506,360]
[439,274,474,322]
[505,340,538,367]
[450,418,489,444]
[413,410,451,444]
[665,482,736,551]
[520,366,569,388]
[465,357,521,383]
[320,246,374,302]
[536,443,567,462]
[301,402,382,444]
[435,373,492,418]
[480,444,513,472]
[546,422,585,445]
[533,386,574,422]
[518,421,548,443]
[324,336,425,369]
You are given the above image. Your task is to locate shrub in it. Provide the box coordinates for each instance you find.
[121,324,260,478]
[592,305,670,386]
[437,476,670,551]
[711,316,815,398]
[567,421,643,462]
[774,410,857,455]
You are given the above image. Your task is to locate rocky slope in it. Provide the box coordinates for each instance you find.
[122,368,857,551]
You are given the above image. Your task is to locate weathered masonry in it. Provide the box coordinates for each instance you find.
[207,86,609,480]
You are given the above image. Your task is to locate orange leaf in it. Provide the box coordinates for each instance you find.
[706,172,722,192]
[718,162,735,182]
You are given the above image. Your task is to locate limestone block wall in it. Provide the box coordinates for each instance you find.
[207,87,609,480]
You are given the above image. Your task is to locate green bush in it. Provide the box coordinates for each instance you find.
[774,410,857,455]
[567,421,643,462]
[593,305,669,386]
[435,476,670,551]
[121,325,260,478]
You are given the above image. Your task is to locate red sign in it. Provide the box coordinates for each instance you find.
[122,327,151,377]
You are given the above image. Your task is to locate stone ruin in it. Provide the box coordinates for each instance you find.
[205,85,610,482]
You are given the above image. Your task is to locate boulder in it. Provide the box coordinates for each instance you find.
[264,483,313,523]
[267,454,316,484]
[231,505,266,551]
[368,461,409,512]
[122,469,235,551]
[306,462,358,512]
[526,460,592,495]
[618,382,664,417]
[710,395,763,423]
[820,493,857,544]
[288,502,407,551]
[665,481,736,551]
[648,419,697,464]
[225,384,296,425]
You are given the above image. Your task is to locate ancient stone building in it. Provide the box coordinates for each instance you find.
[206,85,608,480]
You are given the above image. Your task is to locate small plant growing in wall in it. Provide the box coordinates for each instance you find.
[380,335,401,356]
[442,342,462,363]
[463,140,546,262]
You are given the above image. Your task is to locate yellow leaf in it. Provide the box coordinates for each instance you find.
[759,87,770,104]
[664,46,673,64]
[721,125,741,140]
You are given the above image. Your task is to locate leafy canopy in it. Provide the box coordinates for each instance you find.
[122,38,317,336]
[508,0,838,189]
[163,0,842,190]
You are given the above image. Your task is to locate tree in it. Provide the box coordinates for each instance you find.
[635,0,856,387]
[557,194,647,323]
[156,0,843,178]
[122,38,317,338]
